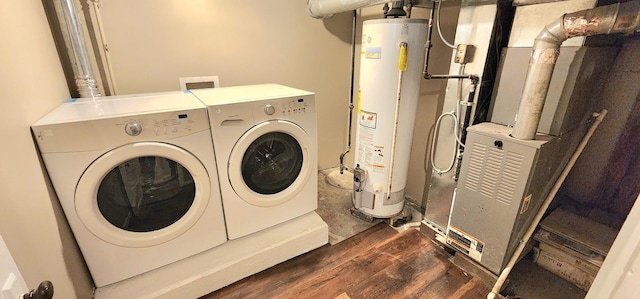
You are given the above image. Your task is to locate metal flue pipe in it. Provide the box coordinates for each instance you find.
[510,0,640,140]
[61,0,101,98]
[306,0,390,18]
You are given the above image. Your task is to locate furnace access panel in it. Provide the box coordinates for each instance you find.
[447,122,561,274]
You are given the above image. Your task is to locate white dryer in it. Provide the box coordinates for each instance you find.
[31,92,227,287]
[191,84,318,239]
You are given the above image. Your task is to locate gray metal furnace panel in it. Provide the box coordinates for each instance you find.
[447,122,559,274]
[423,173,457,235]
[489,46,618,136]
[489,46,578,135]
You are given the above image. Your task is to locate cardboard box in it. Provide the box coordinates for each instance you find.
[533,246,596,291]
[534,229,605,268]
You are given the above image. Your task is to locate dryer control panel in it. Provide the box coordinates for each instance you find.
[278,97,310,116]
[251,95,315,125]
[246,95,314,123]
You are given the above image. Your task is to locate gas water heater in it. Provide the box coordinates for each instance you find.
[353,19,427,218]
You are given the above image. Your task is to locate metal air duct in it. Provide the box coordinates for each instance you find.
[510,0,640,140]
[306,0,390,18]
[60,0,101,98]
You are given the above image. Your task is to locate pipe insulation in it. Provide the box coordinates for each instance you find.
[510,0,640,140]
[306,0,390,18]
[61,0,101,98]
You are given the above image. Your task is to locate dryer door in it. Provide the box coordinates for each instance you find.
[75,142,211,248]
[228,120,315,207]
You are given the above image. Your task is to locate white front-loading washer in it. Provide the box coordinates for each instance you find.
[31,92,227,287]
[191,84,318,239]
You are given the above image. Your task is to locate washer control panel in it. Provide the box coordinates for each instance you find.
[118,111,201,138]
[32,108,210,153]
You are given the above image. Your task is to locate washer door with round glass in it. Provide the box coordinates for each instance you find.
[228,120,315,207]
[75,142,211,248]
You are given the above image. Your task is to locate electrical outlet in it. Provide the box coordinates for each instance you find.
[455,44,476,64]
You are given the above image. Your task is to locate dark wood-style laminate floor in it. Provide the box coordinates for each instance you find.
[201,223,490,299]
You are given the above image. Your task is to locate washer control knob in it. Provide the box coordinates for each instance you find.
[125,121,142,136]
[264,104,276,115]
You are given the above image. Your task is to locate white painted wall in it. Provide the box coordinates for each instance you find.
[98,0,353,170]
[563,39,640,210]
[0,1,93,298]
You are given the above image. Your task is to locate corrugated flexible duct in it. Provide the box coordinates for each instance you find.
[60,0,101,98]
[510,0,640,140]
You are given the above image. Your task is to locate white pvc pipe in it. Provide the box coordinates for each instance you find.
[488,110,608,299]
[386,69,404,199]
[306,0,389,18]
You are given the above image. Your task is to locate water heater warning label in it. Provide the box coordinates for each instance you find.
[357,119,385,173]
[359,110,377,128]
[365,47,382,59]
[357,142,385,173]
[371,145,385,173]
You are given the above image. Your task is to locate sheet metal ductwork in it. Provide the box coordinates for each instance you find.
[306,0,390,18]
[511,0,640,140]
[60,0,101,98]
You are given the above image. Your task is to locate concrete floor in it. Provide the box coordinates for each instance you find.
[316,167,423,244]
[316,167,380,244]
